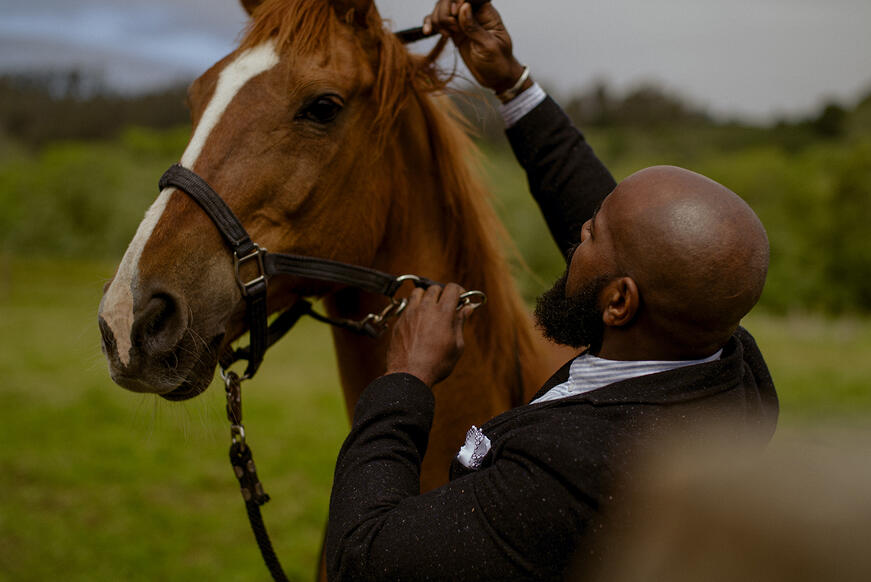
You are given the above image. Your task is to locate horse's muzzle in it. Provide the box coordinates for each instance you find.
[98,287,220,399]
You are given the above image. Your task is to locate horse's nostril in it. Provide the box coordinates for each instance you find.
[98,315,116,355]
[131,292,188,357]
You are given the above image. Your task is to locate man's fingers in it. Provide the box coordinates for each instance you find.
[399,282,476,330]
[427,0,459,35]
[421,283,443,306]
[456,2,485,38]
[439,283,465,311]
[435,0,454,22]
[455,305,474,345]
[458,303,477,320]
[406,286,425,310]
[470,2,502,29]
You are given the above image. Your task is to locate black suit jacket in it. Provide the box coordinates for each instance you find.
[325,97,778,581]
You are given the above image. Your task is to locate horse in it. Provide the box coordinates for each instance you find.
[98,0,568,490]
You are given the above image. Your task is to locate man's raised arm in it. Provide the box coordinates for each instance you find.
[426,0,617,255]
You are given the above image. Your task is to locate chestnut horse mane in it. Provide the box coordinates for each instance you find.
[242,0,541,400]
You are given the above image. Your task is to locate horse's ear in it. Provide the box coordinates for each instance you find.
[240,0,264,16]
[331,0,374,28]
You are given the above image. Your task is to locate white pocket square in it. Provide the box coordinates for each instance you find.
[456,425,491,469]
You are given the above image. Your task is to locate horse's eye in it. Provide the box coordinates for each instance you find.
[298,96,344,124]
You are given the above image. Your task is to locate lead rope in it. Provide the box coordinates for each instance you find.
[221,291,486,581]
[224,370,290,582]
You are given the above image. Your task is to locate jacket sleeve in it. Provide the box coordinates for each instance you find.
[506,96,617,257]
[325,374,600,581]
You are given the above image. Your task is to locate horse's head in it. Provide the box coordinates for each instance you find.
[99,0,433,399]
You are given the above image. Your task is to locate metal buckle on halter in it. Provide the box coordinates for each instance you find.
[395,274,424,287]
[234,244,268,297]
[357,297,409,336]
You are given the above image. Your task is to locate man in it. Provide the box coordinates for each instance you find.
[325,2,778,580]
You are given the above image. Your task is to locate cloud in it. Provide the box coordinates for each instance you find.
[1,0,870,119]
[0,0,244,87]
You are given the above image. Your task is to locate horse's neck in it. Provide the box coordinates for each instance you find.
[328,92,549,405]
[325,98,456,416]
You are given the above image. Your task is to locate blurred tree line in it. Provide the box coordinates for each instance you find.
[0,70,869,314]
[0,71,189,147]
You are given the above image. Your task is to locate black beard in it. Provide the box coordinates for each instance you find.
[534,271,612,352]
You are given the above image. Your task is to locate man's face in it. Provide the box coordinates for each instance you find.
[566,195,619,297]
[534,194,621,352]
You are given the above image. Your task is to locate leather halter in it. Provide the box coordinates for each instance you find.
[154,1,493,380]
[158,164,485,381]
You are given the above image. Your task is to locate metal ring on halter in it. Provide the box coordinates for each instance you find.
[457,290,487,311]
[395,274,423,287]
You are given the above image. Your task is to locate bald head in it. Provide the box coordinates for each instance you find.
[604,166,768,350]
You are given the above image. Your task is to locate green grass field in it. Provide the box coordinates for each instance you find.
[1,257,869,580]
[0,258,346,581]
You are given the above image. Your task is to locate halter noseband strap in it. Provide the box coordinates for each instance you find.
[158,164,272,378]
[157,164,484,381]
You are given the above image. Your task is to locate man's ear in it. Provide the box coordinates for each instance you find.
[601,276,639,327]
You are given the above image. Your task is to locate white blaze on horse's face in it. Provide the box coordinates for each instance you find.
[99,42,280,369]
[180,42,280,168]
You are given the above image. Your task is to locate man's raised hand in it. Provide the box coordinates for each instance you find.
[422,1,528,99]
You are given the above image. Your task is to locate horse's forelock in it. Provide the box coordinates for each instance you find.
[239,0,450,151]
[241,0,339,57]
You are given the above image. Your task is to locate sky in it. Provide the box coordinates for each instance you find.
[1,0,870,121]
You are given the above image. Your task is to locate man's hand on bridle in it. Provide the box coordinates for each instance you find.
[423,1,529,99]
[385,283,475,388]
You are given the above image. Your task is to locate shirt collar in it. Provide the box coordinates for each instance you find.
[531,349,723,404]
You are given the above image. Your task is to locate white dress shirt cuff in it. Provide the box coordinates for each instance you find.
[498,82,547,128]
